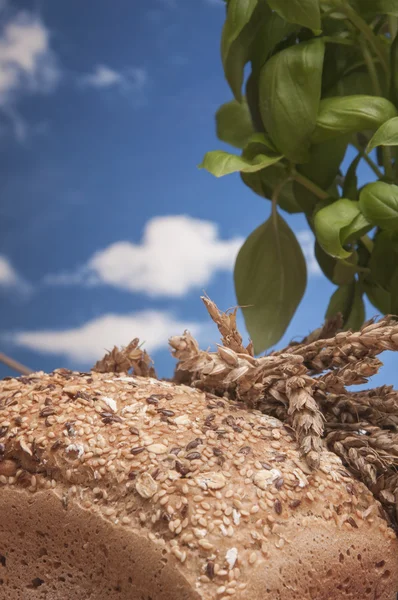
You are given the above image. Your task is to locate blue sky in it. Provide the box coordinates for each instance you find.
[0,0,396,387]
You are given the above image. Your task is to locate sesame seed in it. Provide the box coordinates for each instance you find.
[147,443,168,454]
[198,539,214,550]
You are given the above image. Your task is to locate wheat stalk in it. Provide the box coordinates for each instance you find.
[93,300,398,530]
[93,338,156,377]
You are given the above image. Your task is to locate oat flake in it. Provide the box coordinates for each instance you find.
[232,509,241,525]
[225,547,238,570]
[147,443,168,454]
[293,468,308,488]
[197,472,226,490]
[253,469,281,490]
[136,472,158,499]
[102,396,117,412]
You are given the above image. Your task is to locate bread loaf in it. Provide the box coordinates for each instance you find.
[0,369,397,599]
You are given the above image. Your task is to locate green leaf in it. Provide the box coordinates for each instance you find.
[216,98,255,149]
[250,11,298,73]
[366,230,398,315]
[312,96,398,143]
[390,33,398,107]
[334,254,359,286]
[294,137,348,212]
[314,198,363,258]
[340,212,372,244]
[242,132,278,155]
[366,117,398,154]
[267,0,321,31]
[314,241,337,282]
[221,0,263,100]
[369,230,398,291]
[241,165,302,213]
[234,212,307,352]
[259,38,325,163]
[315,241,357,285]
[343,153,361,200]
[221,0,258,69]
[245,73,265,133]
[359,182,398,231]
[352,0,398,17]
[326,280,365,331]
[378,0,398,15]
[390,271,398,316]
[363,280,392,314]
[325,71,375,99]
[199,148,282,177]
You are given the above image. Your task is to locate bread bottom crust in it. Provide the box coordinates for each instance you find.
[1,486,398,600]
[0,486,198,600]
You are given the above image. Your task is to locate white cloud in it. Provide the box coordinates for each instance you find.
[0,8,59,136]
[80,64,148,94]
[296,230,321,276]
[81,65,122,88]
[9,310,206,363]
[0,255,31,294]
[45,215,243,297]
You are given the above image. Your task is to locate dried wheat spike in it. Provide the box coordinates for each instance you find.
[93,339,156,378]
[319,386,398,428]
[170,328,304,399]
[201,295,253,355]
[285,375,324,469]
[275,316,398,374]
[169,331,214,388]
[170,300,398,494]
[371,471,398,526]
[326,423,398,461]
[282,313,344,349]
[325,427,393,485]
[315,357,382,394]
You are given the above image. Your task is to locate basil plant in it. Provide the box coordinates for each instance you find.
[200,0,398,354]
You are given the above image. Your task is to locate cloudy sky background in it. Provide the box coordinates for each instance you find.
[0,0,396,386]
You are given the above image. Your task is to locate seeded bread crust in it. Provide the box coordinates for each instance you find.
[0,370,397,599]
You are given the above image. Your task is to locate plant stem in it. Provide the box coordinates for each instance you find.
[339,3,389,73]
[272,178,291,223]
[360,235,374,253]
[293,172,330,201]
[389,15,398,40]
[322,36,356,47]
[383,147,395,181]
[0,352,33,375]
[358,36,394,181]
[341,259,370,274]
[351,142,384,179]
[360,37,382,96]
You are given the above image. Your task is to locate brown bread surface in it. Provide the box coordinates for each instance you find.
[0,370,397,599]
